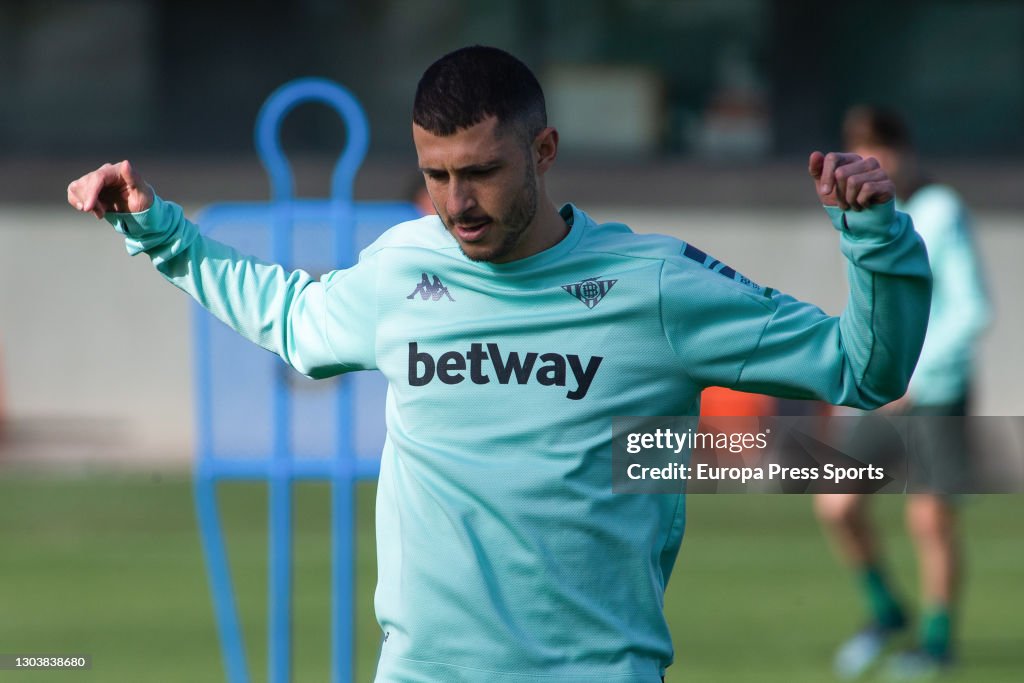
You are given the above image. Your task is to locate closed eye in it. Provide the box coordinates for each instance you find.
[420,164,500,182]
[422,170,448,182]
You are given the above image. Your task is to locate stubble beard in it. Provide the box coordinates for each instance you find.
[457,164,538,263]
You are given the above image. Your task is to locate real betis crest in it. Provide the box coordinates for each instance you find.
[562,276,617,309]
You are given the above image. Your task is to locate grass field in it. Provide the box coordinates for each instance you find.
[0,474,1020,682]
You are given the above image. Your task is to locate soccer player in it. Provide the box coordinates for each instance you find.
[67,47,931,682]
[816,106,990,680]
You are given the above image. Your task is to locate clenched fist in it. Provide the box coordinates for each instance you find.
[67,160,154,219]
[808,151,895,212]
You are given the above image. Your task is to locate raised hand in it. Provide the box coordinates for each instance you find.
[808,151,894,211]
[67,160,154,219]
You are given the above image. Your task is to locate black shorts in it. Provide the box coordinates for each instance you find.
[845,396,970,495]
[903,397,970,495]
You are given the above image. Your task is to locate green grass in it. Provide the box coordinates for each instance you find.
[0,475,1020,682]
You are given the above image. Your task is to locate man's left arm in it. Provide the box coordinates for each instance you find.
[670,153,932,409]
[738,152,931,408]
[736,199,931,408]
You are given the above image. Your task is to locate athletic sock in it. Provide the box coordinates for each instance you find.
[919,605,952,659]
[860,565,906,630]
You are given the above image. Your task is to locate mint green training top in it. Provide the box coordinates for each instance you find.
[108,197,930,682]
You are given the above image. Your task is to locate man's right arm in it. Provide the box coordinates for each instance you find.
[113,196,376,377]
[68,162,376,378]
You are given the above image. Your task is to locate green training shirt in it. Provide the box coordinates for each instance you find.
[898,184,989,405]
[107,197,930,681]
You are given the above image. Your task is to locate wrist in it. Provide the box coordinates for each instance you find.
[825,200,898,240]
[105,193,166,237]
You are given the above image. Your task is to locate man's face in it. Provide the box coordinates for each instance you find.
[413,116,539,263]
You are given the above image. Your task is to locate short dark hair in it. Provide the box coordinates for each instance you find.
[842,105,914,152]
[413,45,547,141]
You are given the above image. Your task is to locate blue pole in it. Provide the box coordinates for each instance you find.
[331,463,355,683]
[268,466,293,683]
[268,198,295,683]
[195,473,251,683]
[331,197,358,683]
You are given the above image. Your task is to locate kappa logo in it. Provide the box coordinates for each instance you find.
[407,272,455,301]
[562,276,617,309]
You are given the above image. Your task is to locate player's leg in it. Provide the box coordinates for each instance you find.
[816,493,876,564]
[816,493,908,626]
[882,495,960,680]
[816,493,908,679]
[908,493,959,655]
[885,400,968,679]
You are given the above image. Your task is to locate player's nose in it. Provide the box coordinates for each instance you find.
[446,179,477,217]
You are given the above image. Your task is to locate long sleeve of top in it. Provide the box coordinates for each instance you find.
[107,195,377,379]
[660,200,932,408]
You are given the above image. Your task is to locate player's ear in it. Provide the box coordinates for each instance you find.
[533,127,558,175]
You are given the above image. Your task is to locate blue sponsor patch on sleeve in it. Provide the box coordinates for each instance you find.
[682,242,772,297]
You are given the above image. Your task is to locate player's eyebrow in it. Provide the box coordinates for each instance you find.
[419,160,504,175]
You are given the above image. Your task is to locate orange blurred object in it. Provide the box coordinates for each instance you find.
[699,386,777,417]
[697,387,777,465]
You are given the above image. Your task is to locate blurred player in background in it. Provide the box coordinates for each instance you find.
[68,48,932,681]
[816,106,990,679]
